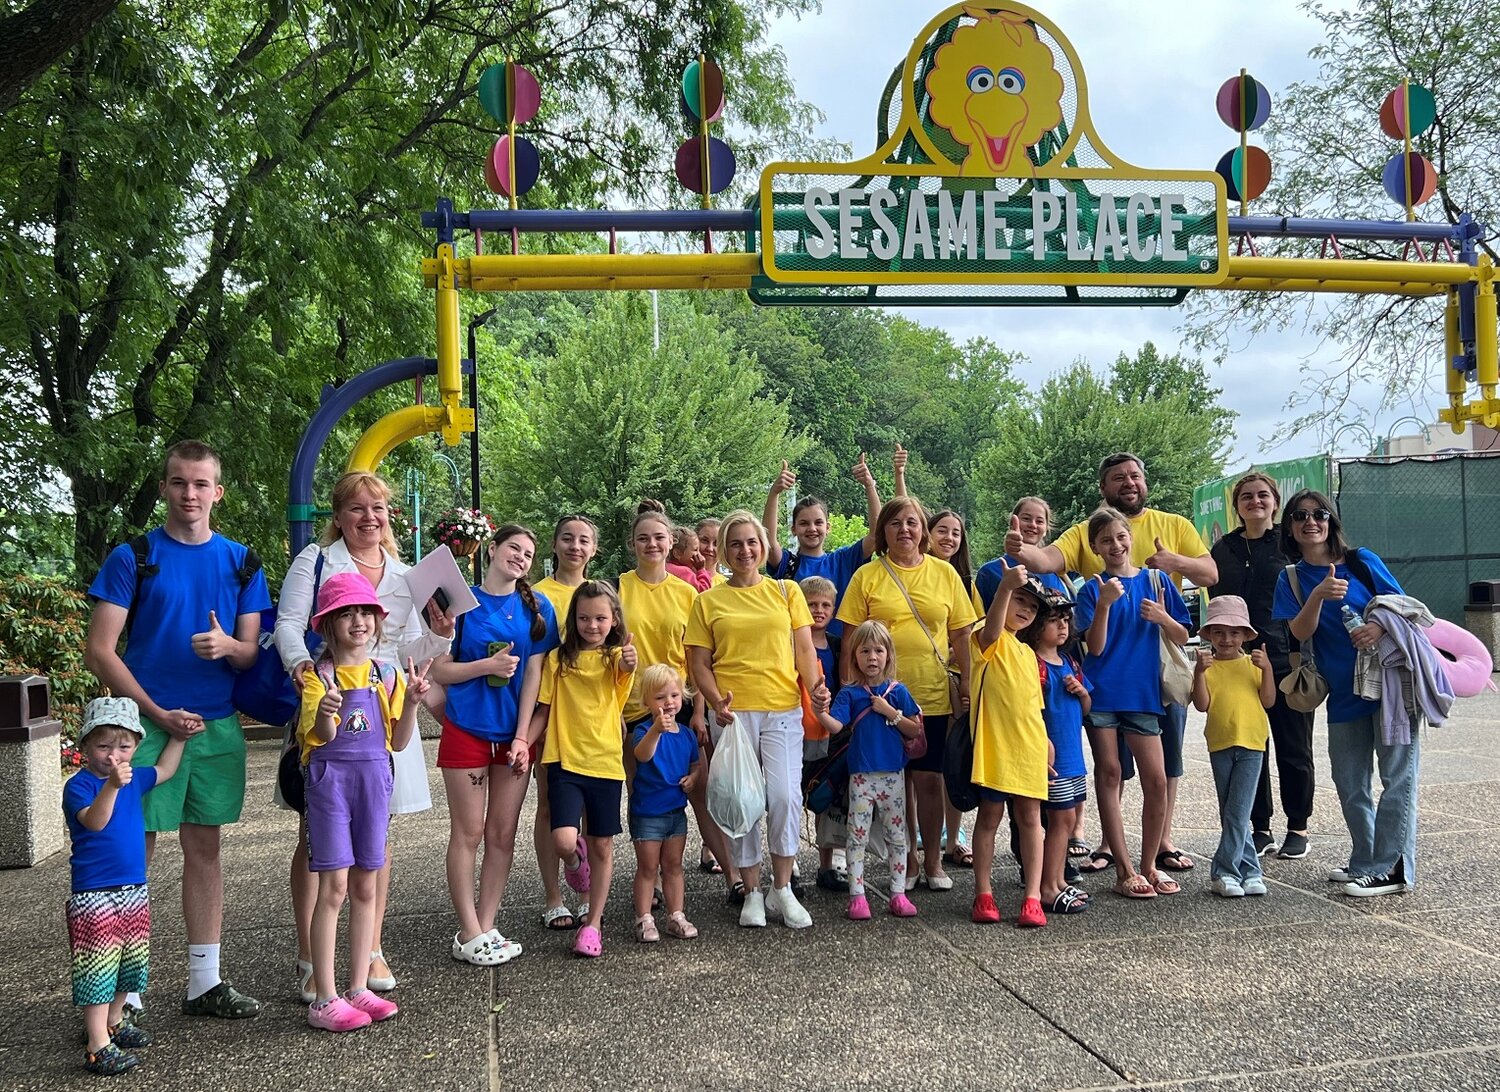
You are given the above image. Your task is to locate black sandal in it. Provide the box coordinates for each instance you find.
[1078,851,1115,874]
[1156,849,1195,872]
[698,855,724,875]
[725,880,747,906]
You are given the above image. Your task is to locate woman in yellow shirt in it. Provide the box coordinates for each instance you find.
[513,580,636,958]
[838,496,977,892]
[530,514,599,932]
[686,510,829,930]
[620,501,738,890]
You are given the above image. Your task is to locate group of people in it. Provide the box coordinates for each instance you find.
[63,438,1433,1073]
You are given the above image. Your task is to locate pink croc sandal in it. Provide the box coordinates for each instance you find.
[572,925,602,958]
[345,989,399,1022]
[564,838,591,894]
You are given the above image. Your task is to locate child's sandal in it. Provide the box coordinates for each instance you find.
[635,914,659,943]
[664,911,699,939]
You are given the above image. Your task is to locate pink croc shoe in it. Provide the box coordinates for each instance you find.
[847,895,871,921]
[888,893,919,918]
[346,989,399,1022]
[307,997,372,1033]
[572,925,602,958]
[564,838,591,894]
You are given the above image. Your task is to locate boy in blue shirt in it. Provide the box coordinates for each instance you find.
[65,697,193,1075]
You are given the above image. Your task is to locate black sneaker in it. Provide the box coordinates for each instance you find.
[1278,832,1309,860]
[1064,861,1081,884]
[1252,831,1278,857]
[84,1042,139,1076]
[1344,872,1408,898]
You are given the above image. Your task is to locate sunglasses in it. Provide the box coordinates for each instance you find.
[1290,508,1333,523]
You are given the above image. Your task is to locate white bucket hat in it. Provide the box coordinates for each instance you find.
[1202,595,1258,638]
[79,696,144,743]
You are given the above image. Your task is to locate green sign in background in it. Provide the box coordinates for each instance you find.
[1192,455,1332,548]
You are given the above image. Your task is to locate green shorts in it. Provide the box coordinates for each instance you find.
[135,714,247,832]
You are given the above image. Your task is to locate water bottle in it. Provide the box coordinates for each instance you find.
[1341,605,1362,633]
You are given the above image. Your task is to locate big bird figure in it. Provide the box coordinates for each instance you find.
[926,7,1065,176]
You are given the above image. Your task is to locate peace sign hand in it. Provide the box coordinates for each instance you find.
[406,657,434,699]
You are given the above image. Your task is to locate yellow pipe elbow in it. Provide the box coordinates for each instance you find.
[347,405,446,473]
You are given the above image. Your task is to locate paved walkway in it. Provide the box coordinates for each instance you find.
[4,689,1500,1090]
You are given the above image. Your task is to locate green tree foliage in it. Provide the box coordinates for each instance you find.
[486,292,809,578]
[0,571,96,765]
[0,0,822,581]
[973,347,1234,553]
[1183,0,1500,435]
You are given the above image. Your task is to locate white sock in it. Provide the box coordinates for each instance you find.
[186,943,220,1000]
[124,991,143,1010]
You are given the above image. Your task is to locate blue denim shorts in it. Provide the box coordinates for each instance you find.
[1086,710,1162,736]
[628,807,688,843]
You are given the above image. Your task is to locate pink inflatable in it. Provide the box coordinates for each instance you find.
[1426,617,1497,698]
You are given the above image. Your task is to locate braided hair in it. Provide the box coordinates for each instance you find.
[490,523,548,641]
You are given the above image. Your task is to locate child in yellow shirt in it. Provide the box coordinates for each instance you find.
[1192,595,1275,898]
[514,581,637,956]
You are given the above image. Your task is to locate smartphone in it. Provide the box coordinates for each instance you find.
[486,641,512,686]
[423,586,451,628]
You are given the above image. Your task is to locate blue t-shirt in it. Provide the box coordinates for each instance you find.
[828,681,921,774]
[628,723,701,817]
[64,767,160,893]
[444,587,559,742]
[88,529,272,719]
[773,540,868,637]
[1040,655,1091,778]
[975,555,1071,612]
[1073,570,1191,714]
[1272,549,1403,723]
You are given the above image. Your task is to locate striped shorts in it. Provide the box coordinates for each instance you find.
[1046,773,1089,810]
[66,884,150,1007]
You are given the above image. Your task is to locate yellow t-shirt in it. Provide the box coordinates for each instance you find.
[1203,655,1270,752]
[295,661,406,764]
[685,578,812,712]
[1052,509,1207,589]
[837,556,978,714]
[534,577,581,623]
[970,632,1048,800]
[710,570,728,588]
[539,648,632,779]
[618,569,697,722]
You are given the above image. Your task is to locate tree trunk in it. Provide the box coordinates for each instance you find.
[0,0,121,114]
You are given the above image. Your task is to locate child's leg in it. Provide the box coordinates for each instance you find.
[1234,750,1266,882]
[661,835,687,916]
[971,800,1006,897]
[311,869,348,1002]
[346,867,377,994]
[878,772,909,889]
[904,768,919,874]
[534,769,567,912]
[1087,727,1135,877]
[479,763,533,930]
[1208,747,1237,879]
[583,834,614,929]
[1041,805,1071,900]
[1012,798,1044,902]
[944,791,964,856]
[1125,733,1168,873]
[912,770,946,877]
[845,774,878,897]
[82,1001,115,1053]
[633,840,663,918]
[292,818,315,963]
[441,767,489,942]
[1071,801,1086,842]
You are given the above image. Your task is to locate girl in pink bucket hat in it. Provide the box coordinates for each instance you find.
[1191,595,1276,898]
[297,572,433,1031]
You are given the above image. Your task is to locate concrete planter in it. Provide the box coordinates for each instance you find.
[0,675,65,868]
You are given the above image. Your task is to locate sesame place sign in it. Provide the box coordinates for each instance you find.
[755,3,1229,294]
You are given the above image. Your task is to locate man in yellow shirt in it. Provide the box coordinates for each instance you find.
[1005,452,1218,874]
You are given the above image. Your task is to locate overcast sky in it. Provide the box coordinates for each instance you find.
[762,1,1452,465]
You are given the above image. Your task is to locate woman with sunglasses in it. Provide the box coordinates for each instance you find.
[1272,490,1413,898]
[1208,473,1314,862]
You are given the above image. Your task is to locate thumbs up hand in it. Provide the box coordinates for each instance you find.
[773,460,797,494]
[1316,564,1348,602]
[1145,536,1177,573]
[1097,574,1125,606]
[316,675,343,721]
[998,555,1028,591]
[192,610,236,661]
[852,451,873,486]
[892,442,908,473]
[1140,578,1171,625]
[619,631,638,672]
[1003,513,1025,557]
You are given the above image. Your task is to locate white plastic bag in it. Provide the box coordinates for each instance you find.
[706,716,766,839]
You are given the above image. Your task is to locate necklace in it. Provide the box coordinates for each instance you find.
[347,546,384,568]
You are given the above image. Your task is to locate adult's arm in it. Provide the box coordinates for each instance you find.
[274,543,321,672]
[855,453,882,558]
[763,461,794,572]
[1146,517,1219,587]
[84,601,175,729]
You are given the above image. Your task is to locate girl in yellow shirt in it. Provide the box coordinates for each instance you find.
[513,581,636,958]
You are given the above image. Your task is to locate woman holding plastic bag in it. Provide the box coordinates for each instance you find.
[687,509,830,930]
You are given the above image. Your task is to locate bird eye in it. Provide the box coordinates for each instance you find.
[966,66,995,93]
[997,67,1025,94]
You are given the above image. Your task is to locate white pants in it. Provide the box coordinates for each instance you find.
[713,708,802,868]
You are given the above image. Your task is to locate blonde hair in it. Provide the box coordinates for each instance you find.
[716,508,768,564]
[1086,505,1132,549]
[798,575,837,602]
[320,471,399,557]
[638,663,687,707]
[847,620,898,684]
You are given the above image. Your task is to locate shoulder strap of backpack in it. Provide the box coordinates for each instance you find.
[784,551,801,581]
[1343,548,1378,595]
[1284,564,1304,606]
[124,534,156,638]
[371,659,399,701]
[454,609,466,654]
[237,546,262,591]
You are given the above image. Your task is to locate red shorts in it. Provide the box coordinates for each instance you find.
[437,718,540,769]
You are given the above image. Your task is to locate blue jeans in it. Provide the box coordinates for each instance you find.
[1209,747,1264,883]
[1327,714,1421,884]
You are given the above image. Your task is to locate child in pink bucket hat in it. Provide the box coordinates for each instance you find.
[1191,595,1277,898]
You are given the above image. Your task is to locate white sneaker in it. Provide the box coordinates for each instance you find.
[831,848,847,871]
[1327,866,1356,883]
[739,890,766,928]
[1211,876,1245,898]
[1242,877,1268,897]
[767,885,813,929]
